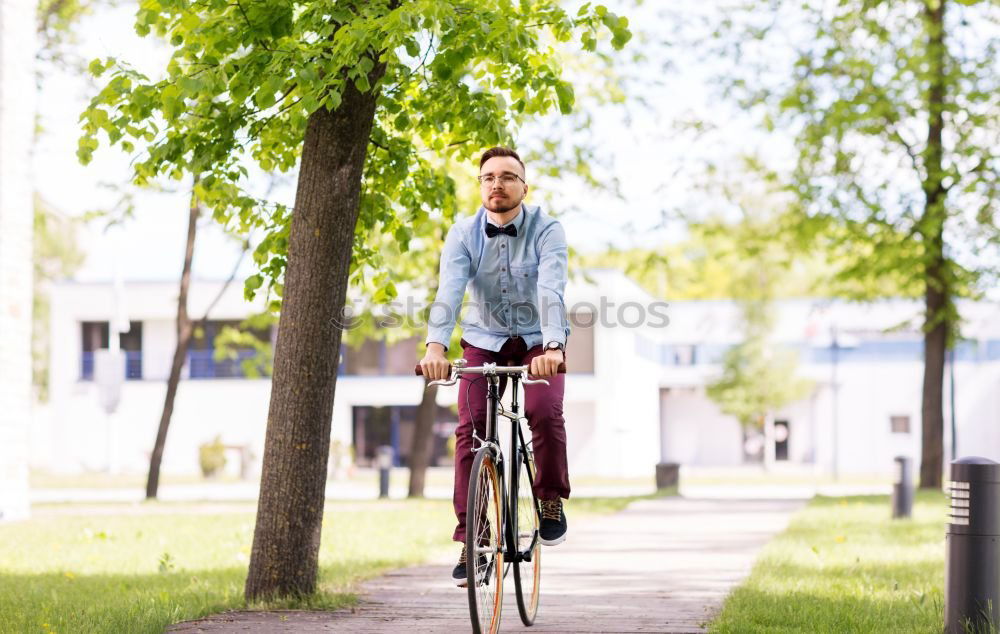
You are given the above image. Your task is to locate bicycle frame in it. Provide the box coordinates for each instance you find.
[481,369,539,566]
[417,358,560,632]
[424,360,547,566]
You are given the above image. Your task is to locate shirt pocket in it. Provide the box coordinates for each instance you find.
[510,263,539,298]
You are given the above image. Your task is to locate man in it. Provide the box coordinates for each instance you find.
[419,146,571,587]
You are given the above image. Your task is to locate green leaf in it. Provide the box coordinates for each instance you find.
[325,90,342,111]
[555,82,575,114]
[254,76,283,109]
[301,93,320,113]
[244,274,264,300]
[88,58,106,77]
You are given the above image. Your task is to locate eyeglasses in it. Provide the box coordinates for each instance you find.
[478,173,525,187]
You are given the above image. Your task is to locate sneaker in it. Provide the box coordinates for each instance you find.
[451,544,490,587]
[539,498,567,546]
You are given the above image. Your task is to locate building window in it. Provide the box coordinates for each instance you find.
[80,321,143,380]
[187,320,271,379]
[567,311,595,374]
[384,336,423,375]
[340,336,422,376]
[673,345,696,366]
[890,415,911,434]
[774,420,790,461]
[342,339,383,376]
[351,404,458,467]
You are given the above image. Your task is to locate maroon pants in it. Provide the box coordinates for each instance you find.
[452,337,570,542]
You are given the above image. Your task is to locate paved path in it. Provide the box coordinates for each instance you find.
[170,497,802,633]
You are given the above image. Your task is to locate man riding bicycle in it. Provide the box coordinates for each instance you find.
[418,146,571,587]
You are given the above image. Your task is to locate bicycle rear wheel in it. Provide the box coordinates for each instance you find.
[466,447,504,634]
[513,446,541,625]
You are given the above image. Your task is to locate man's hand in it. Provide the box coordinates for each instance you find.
[530,348,564,378]
[419,343,451,381]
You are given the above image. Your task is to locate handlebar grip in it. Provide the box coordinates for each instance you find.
[415,364,447,376]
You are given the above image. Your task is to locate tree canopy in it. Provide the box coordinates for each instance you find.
[81,0,632,300]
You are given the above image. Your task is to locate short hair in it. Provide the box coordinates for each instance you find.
[479,146,525,175]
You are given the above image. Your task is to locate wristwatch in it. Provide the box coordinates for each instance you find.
[545,341,564,352]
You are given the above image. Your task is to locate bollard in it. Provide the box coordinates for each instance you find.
[656,462,680,491]
[945,456,1000,634]
[891,456,913,519]
[376,445,394,499]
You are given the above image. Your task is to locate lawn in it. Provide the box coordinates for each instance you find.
[1,500,456,634]
[710,491,947,633]
[1,495,640,634]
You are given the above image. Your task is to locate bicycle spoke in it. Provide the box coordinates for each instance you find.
[467,450,502,634]
[513,449,541,625]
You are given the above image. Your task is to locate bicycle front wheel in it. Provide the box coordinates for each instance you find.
[466,447,504,634]
[513,446,541,625]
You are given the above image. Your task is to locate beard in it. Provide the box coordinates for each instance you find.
[485,194,521,214]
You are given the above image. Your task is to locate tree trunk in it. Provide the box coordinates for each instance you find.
[407,378,438,498]
[145,183,200,499]
[919,0,948,490]
[245,63,386,601]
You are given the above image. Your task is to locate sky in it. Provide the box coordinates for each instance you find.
[34,1,782,284]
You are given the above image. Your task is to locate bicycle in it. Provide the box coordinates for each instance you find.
[415,358,565,634]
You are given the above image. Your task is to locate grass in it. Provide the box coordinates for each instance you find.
[679,466,893,488]
[29,467,660,492]
[1,500,456,634]
[28,470,245,489]
[4,493,645,633]
[710,491,947,633]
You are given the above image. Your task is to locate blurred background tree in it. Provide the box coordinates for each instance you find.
[32,197,84,402]
[701,208,813,470]
[665,0,998,488]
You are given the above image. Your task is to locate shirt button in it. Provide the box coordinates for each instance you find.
[502,289,506,293]
[501,267,506,272]
[500,244,505,249]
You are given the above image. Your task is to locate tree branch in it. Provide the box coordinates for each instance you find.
[199,238,251,325]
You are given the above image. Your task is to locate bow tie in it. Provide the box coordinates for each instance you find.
[485,223,517,238]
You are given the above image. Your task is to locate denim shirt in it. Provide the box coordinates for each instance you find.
[426,204,570,353]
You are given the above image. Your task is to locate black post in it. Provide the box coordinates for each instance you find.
[891,456,913,519]
[656,462,680,491]
[376,445,393,499]
[945,457,1000,633]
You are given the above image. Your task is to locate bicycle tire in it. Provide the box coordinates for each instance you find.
[466,446,504,634]
[512,446,541,625]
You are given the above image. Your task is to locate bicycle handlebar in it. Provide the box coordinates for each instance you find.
[414,362,566,376]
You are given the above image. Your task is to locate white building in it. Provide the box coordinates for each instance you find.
[35,270,1000,482]
[655,299,1000,474]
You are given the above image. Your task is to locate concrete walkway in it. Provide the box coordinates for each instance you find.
[169,496,802,633]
